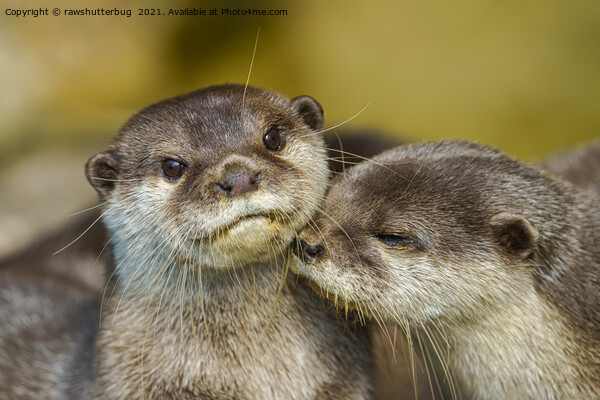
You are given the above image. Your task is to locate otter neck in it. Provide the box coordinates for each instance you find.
[108,231,291,303]
[96,247,363,399]
[113,258,290,312]
[430,286,589,399]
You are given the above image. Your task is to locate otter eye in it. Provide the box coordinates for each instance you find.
[263,127,284,151]
[162,159,186,180]
[374,233,411,247]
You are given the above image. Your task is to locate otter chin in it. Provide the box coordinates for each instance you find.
[292,140,600,399]
[186,213,290,266]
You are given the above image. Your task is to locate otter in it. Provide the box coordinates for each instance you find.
[292,140,600,399]
[0,210,107,399]
[0,267,99,399]
[84,84,373,399]
[538,138,600,194]
[0,124,403,399]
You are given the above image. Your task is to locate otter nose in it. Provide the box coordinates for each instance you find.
[217,172,260,196]
[297,239,326,263]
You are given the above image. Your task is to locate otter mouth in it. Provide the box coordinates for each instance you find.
[292,256,362,313]
[307,280,361,313]
[193,212,282,243]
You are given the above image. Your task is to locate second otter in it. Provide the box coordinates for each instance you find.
[293,141,600,399]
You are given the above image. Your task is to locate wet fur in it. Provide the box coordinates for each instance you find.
[293,140,600,399]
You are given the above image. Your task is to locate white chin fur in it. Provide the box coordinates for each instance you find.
[195,217,295,268]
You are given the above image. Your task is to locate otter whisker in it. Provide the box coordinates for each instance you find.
[54,201,109,219]
[306,101,372,136]
[324,147,413,181]
[88,176,142,182]
[392,159,424,205]
[242,26,260,110]
[112,215,186,325]
[53,192,137,255]
[98,230,120,325]
[413,328,440,400]
[133,218,189,397]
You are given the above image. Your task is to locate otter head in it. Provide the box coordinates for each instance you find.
[86,84,328,273]
[292,141,545,325]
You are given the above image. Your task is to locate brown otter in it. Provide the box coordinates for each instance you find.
[0,125,402,400]
[293,140,600,399]
[0,268,98,399]
[85,84,373,399]
[538,138,600,194]
[0,212,107,399]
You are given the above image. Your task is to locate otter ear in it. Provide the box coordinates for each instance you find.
[86,151,119,200]
[490,212,539,259]
[291,95,324,131]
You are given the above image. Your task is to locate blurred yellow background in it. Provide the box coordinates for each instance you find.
[1,0,599,255]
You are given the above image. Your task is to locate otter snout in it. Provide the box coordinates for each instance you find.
[216,172,261,196]
[296,239,326,263]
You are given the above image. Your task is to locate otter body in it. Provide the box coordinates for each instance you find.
[0,213,107,399]
[293,141,600,399]
[87,85,373,399]
[0,269,97,399]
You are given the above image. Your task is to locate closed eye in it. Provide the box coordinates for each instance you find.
[373,233,412,247]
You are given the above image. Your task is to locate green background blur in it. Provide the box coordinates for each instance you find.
[1,0,599,256]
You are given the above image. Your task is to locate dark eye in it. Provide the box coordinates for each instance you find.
[162,159,186,180]
[374,233,411,247]
[263,127,284,151]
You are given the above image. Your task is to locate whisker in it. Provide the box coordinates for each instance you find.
[242,26,261,109]
[52,192,136,255]
[52,201,109,219]
[304,101,372,136]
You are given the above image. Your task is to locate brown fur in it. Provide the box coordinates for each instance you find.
[2,128,595,398]
[0,125,406,400]
[293,140,600,399]
[538,138,600,194]
[0,213,107,399]
[0,268,98,399]
[87,85,373,399]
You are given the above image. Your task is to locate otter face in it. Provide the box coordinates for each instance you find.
[86,85,328,270]
[292,141,541,325]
